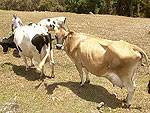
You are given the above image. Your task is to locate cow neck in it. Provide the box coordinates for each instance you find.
[64,32,79,55]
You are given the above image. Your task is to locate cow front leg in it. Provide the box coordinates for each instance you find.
[75,64,84,86]
[21,54,29,71]
[50,49,55,78]
[83,68,90,84]
[51,63,55,78]
[40,66,45,78]
[30,58,34,67]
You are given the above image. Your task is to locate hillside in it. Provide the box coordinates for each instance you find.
[0,10,150,112]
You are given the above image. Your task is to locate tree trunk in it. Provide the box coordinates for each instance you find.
[106,0,110,14]
[130,0,133,17]
[137,1,140,17]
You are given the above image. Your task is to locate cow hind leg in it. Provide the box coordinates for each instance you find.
[20,54,29,71]
[124,80,135,108]
[122,70,136,108]
[40,66,45,78]
[30,58,34,67]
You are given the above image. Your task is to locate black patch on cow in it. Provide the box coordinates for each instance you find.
[17,46,22,52]
[53,21,56,24]
[28,22,33,26]
[47,19,50,22]
[31,34,51,54]
[52,25,55,29]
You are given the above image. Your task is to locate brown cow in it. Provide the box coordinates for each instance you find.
[54,27,149,107]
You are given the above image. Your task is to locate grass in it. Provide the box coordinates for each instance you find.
[0,10,150,112]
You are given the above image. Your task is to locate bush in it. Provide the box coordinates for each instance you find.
[37,0,65,11]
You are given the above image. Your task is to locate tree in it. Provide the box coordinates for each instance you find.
[130,0,133,17]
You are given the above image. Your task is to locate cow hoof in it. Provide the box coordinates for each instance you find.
[36,68,41,73]
[141,63,146,66]
[80,82,84,87]
[85,80,90,84]
[51,74,55,78]
[122,99,127,103]
[31,64,34,67]
[123,103,131,108]
[39,73,46,80]
[25,68,29,71]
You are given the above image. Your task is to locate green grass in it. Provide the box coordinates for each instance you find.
[0,10,150,113]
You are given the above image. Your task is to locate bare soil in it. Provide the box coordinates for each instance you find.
[0,10,150,113]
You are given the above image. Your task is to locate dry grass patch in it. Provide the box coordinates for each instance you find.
[0,10,150,112]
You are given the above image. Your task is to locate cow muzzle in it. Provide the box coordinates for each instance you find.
[56,44,63,50]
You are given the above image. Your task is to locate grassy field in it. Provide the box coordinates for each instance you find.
[0,10,150,113]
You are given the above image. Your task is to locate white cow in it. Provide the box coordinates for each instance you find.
[37,17,66,31]
[14,25,54,77]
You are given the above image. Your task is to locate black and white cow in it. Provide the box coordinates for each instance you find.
[37,17,66,31]
[14,25,54,77]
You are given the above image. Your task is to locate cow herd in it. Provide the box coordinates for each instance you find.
[0,16,150,108]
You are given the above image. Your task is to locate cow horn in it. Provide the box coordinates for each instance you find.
[65,21,70,32]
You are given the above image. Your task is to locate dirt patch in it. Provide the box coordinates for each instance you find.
[0,10,150,112]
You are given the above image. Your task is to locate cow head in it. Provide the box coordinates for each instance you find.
[54,27,66,50]
[0,40,9,53]
[54,27,73,50]
[0,34,16,53]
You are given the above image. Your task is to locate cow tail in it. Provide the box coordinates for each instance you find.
[37,43,50,71]
[133,45,149,73]
[132,45,150,94]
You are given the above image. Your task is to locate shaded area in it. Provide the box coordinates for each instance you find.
[44,81,123,109]
[4,62,41,81]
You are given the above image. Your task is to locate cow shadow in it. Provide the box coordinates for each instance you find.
[4,62,41,81]
[44,81,142,110]
[44,81,123,109]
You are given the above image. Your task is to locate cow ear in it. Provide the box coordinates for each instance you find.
[41,33,45,37]
[67,31,74,38]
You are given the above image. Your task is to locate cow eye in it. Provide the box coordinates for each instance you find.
[64,36,67,39]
